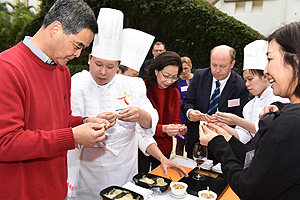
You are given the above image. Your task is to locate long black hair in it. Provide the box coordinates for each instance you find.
[268,22,300,97]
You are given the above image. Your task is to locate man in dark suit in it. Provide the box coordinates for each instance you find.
[182,45,249,162]
[139,41,166,79]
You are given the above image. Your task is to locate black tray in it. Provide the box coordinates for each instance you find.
[133,173,171,192]
[99,185,144,200]
[178,167,228,197]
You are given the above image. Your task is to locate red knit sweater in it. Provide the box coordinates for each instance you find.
[145,81,182,155]
[0,42,84,200]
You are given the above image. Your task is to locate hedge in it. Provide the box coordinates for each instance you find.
[19,0,265,74]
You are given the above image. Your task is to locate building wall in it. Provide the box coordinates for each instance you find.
[215,0,300,36]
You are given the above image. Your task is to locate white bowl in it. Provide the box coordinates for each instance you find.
[170,182,188,196]
[198,190,217,200]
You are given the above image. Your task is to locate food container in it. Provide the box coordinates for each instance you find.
[132,173,171,192]
[198,190,217,200]
[99,185,144,200]
[170,182,188,197]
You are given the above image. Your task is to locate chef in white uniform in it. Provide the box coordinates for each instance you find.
[211,40,289,144]
[67,8,186,200]
[116,27,187,177]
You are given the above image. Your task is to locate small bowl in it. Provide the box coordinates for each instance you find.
[170,182,188,196]
[198,190,217,200]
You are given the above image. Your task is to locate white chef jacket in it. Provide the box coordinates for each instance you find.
[237,86,290,144]
[67,71,158,200]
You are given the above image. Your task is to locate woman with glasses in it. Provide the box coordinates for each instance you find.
[175,56,194,156]
[138,51,187,173]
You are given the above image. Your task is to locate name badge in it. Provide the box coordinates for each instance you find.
[228,98,240,107]
[181,86,188,92]
[244,149,255,169]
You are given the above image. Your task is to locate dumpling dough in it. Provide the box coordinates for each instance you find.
[140,177,155,184]
[156,177,167,186]
[105,189,122,198]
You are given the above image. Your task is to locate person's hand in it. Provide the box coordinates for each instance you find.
[206,123,232,141]
[163,124,185,138]
[96,112,117,127]
[117,106,140,122]
[73,123,107,147]
[199,123,218,146]
[160,157,189,177]
[189,110,211,122]
[210,112,239,126]
[176,124,187,139]
[259,105,279,118]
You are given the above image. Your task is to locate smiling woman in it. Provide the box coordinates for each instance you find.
[198,22,300,200]
[139,51,187,173]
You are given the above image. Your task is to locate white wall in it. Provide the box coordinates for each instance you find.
[215,0,300,36]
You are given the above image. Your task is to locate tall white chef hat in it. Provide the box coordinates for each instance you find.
[243,40,268,71]
[91,8,124,61]
[120,28,155,72]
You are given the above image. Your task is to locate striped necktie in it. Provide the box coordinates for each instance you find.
[207,80,220,115]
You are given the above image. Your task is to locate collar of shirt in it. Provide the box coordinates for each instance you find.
[257,85,273,100]
[88,71,117,89]
[211,71,231,97]
[23,36,57,66]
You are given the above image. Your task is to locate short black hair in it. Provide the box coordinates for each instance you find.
[119,65,129,74]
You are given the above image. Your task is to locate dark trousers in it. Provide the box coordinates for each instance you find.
[138,153,171,174]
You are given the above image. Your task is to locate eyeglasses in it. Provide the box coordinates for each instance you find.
[160,71,179,81]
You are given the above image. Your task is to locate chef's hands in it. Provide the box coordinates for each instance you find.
[160,157,189,177]
[118,106,152,129]
[162,124,187,139]
[188,109,211,122]
[117,106,140,122]
[73,123,107,147]
[97,112,117,127]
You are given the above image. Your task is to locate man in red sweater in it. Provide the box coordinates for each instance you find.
[0,0,109,199]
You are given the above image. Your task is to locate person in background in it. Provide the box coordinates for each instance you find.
[118,64,139,77]
[210,40,289,144]
[68,9,187,200]
[0,0,109,199]
[175,56,194,155]
[139,41,166,79]
[139,51,187,174]
[199,22,300,200]
[181,45,249,163]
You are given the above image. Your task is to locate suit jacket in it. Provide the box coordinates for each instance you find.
[139,58,154,80]
[182,68,249,153]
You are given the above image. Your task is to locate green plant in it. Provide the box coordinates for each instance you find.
[0,2,36,52]
[67,64,89,77]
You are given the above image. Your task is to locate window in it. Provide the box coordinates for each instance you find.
[235,1,246,14]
